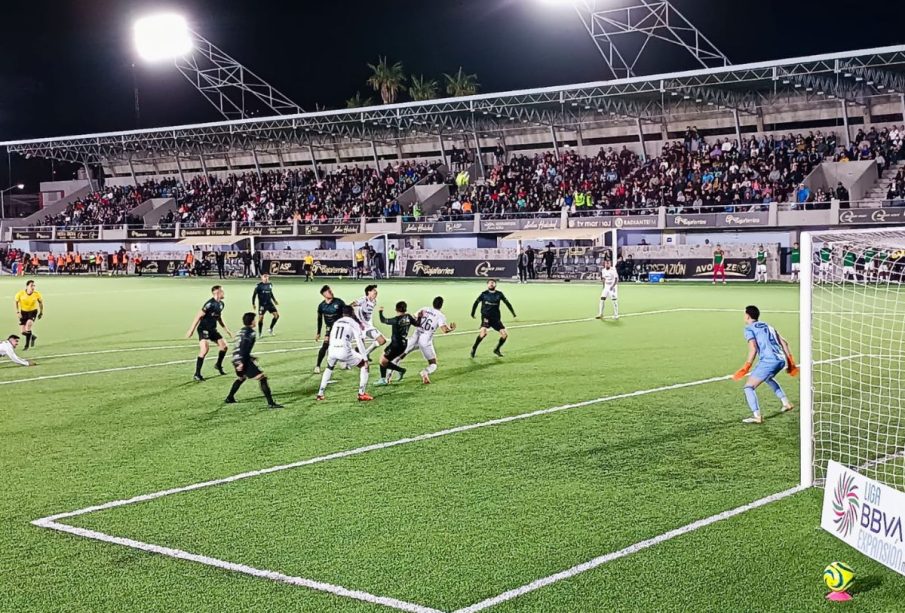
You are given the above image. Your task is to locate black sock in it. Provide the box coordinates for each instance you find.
[380,365,387,378]
[24,331,32,347]
[195,357,204,376]
[385,361,404,373]
[270,317,278,332]
[317,343,328,367]
[258,320,263,335]
[472,335,485,352]
[227,378,244,400]
[260,377,275,404]
[496,337,507,351]
[216,350,226,368]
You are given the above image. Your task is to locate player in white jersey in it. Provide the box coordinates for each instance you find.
[0,335,34,367]
[392,296,456,384]
[352,284,387,356]
[316,306,373,402]
[596,260,619,320]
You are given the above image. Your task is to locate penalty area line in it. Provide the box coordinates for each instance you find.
[452,486,805,613]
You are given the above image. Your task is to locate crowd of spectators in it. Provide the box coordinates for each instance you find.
[34,180,179,228]
[160,161,443,227]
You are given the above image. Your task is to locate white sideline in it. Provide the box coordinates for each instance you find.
[32,339,318,360]
[453,486,805,613]
[31,519,441,613]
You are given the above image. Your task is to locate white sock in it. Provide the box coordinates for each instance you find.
[423,363,437,376]
[612,300,619,317]
[318,368,333,395]
[359,366,369,394]
[598,298,605,316]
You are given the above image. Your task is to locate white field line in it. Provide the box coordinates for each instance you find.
[0,347,318,386]
[31,519,440,613]
[453,486,805,613]
[30,339,318,361]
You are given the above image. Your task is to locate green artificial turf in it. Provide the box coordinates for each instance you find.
[1,275,902,612]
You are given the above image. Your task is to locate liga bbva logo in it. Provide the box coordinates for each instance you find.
[832,473,860,537]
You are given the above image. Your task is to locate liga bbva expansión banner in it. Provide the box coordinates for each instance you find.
[822,461,905,577]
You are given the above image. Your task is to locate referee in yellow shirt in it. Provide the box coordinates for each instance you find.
[303,253,315,282]
[14,279,44,350]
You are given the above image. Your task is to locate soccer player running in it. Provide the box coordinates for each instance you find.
[755,245,768,283]
[732,305,797,424]
[390,296,456,384]
[315,285,345,374]
[225,312,282,408]
[14,280,44,350]
[0,334,35,366]
[316,305,373,402]
[596,259,619,320]
[374,301,418,385]
[712,244,727,285]
[352,284,387,357]
[252,273,280,336]
[789,242,800,283]
[470,279,516,358]
[185,285,233,381]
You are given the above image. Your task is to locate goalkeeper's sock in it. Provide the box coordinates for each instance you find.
[744,385,761,417]
[765,378,789,404]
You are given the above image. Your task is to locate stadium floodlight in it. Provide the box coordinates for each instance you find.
[134,14,193,62]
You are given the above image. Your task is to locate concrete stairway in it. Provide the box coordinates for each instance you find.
[863,159,905,204]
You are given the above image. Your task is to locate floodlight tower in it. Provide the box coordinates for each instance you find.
[134,13,302,120]
[553,0,731,78]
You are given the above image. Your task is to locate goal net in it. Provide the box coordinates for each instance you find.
[801,228,905,490]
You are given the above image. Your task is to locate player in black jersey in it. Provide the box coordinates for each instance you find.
[225,312,282,408]
[470,279,516,358]
[374,301,417,385]
[185,285,233,381]
[252,273,280,336]
[315,285,346,374]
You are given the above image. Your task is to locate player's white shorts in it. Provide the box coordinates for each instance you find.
[362,324,382,341]
[880,264,890,274]
[843,265,855,277]
[756,264,767,275]
[600,285,618,300]
[791,263,800,272]
[405,332,437,361]
[328,347,366,370]
[820,262,831,273]
[867,260,878,270]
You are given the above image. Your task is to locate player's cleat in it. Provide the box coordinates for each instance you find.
[375,378,389,386]
[613,315,619,320]
[215,366,226,376]
[29,335,37,348]
[595,315,603,320]
[493,348,504,357]
[193,374,205,382]
[224,397,237,404]
[421,372,431,385]
[269,330,276,336]
[470,349,476,358]
[358,393,374,402]
[397,367,406,382]
[781,403,795,413]
[742,416,764,424]
[316,394,326,401]
[314,366,321,374]
[267,403,284,409]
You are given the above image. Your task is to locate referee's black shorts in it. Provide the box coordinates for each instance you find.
[19,310,38,326]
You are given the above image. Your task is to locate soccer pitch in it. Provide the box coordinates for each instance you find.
[2,276,903,612]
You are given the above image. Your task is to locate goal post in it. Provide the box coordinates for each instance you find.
[801,227,905,491]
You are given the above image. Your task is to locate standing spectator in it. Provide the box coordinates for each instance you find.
[517,248,529,284]
[387,244,397,277]
[216,251,226,279]
[526,246,537,280]
[241,251,252,278]
[542,246,555,279]
[252,250,261,277]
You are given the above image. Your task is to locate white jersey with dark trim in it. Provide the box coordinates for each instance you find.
[353,297,377,325]
[601,268,618,287]
[329,316,366,353]
[416,307,447,340]
[0,340,28,366]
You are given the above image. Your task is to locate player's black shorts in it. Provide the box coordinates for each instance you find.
[481,316,505,332]
[235,359,262,379]
[19,310,37,326]
[321,324,334,341]
[383,340,407,362]
[198,327,223,343]
[303,264,312,273]
[257,303,278,315]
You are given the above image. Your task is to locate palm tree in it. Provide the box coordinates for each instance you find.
[443,67,479,97]
[408,75,439,102]
[346,91,375,109]
[366,57,406,104]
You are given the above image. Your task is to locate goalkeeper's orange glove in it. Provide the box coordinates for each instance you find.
[732,361,752,381]
[786,353,799,377]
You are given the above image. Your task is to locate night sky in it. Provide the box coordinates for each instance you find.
[1,0,904,187]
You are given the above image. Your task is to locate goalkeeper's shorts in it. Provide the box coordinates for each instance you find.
[752,359,785,381]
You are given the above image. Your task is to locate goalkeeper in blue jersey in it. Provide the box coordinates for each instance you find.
[732,305,797,424]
